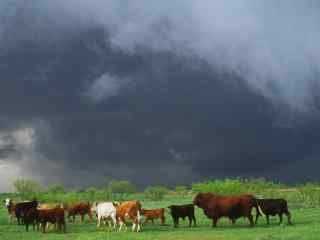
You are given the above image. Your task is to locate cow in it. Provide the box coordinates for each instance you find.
[115,200,142,232]
[37,203,61,210]
[255,198,292,225]
[15,199,38,225]
[168,204,196,228]
[193,192,264,227]
[91,202,117,230]
[4,198,16,224]
[141,208,165,225]
[24,207,66,233]
[66,202,93,223]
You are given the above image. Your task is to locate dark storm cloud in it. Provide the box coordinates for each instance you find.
[0,1,320,190]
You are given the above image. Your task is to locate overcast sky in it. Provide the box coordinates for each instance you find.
[1,1,320,191]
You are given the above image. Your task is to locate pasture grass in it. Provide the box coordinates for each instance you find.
[1,196,320,240]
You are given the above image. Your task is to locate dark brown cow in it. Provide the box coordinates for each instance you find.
[141,208,165,225]
[168,204,196,228]
[116,200,142,232]
[15,199,38,225]
[67,202,93,222]
[255,198,292,225]
[24,207,66,233]
[193,192,263,227]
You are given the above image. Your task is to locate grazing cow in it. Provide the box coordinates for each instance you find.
[91,202,117,230]
[24,207,66,233]
[4,198,16,224]
[15,199,38,225]
[255,198,292,225]
[141,208,165,225]
[193,192,263,227]
[115,200,142,232]
[168,204,196,228]
[67,202,93,222]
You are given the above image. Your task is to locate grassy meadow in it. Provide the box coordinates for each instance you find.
[1,178,320,240]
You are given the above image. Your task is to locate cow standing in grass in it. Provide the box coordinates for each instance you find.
[67,202,93,223]
[15,199,38,225]
[4,199,16,224]
[91,202,117,230]
[168,204,196,228]
[115,200,142,232]
[255,198,292,225]
[141,208,165,225]
[193,192,263,227]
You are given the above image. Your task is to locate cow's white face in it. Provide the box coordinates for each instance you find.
[4,198,11,208]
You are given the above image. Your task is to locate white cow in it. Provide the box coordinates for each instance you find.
[92,202,117,230]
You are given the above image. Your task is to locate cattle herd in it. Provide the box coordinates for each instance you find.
[2,193,292,234]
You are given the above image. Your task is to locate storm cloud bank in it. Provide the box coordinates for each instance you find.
[1,1,320,191]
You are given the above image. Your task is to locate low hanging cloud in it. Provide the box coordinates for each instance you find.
[85,73,129,102]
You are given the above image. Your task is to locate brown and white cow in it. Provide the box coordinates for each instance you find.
[115,200,142,232]
[141,208,165,225]
[4,198,16,224]
[193,192,264,227]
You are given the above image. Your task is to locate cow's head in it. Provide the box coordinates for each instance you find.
[193,192,216,209]
[90,202,98,212]
[4,198,11,208]
[193,193,206,208]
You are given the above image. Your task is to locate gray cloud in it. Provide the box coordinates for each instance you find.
[0,1,320,191]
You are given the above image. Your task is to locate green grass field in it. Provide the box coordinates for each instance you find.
[1,197,320,240]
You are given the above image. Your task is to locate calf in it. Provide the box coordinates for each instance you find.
[15,199,38,225]
[4,198,16,224]
[168,204,196,228]
[92,202,117,230]
[67,202,93,223]
[37,207,66,233]
[141,208,165,225]
[116,200,142,232]
[255,198,292,225]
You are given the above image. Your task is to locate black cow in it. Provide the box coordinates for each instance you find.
[255,198,292,225]
[15,200,38,225]
[168,204,196,228]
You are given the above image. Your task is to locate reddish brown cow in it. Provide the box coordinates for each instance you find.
[67,202,93,223]
[116,200,142,232]
[141,208,165,225]
[193,192,263,227]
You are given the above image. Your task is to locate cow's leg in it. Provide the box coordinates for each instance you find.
[97,216,101,227]
[42,222,46,233]
[255,212,260,225]
[193,215,197,227]
[285,211,292,225]
[112,215,117,231]
[212,217,218,227]
[137,220,141,232]
[248,214,254,227]
[161,216,165,225]
[173,217,179,228]
[266,215,270,225]
[81,214,84,223]
[279,213,283,224]
[26,223,29,232]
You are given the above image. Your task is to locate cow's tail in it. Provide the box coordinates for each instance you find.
[253,197,265,217]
